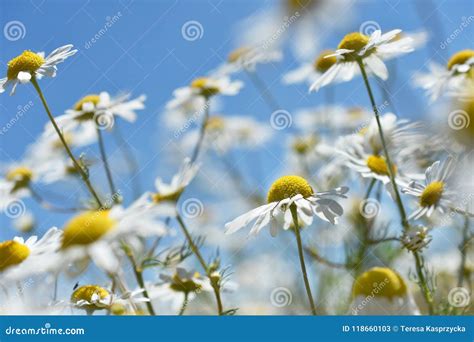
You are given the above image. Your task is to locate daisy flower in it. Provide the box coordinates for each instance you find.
[166,76,242,110]
[225,175,348,237]
[350,267,419,315]
[0,45,77,95]
[181,115,273,154]
[283,50,339,85]
[402,157,456,220]
[214,46,282,76]
[71,285,149,315]
[337,134,402,185]
[44,92,146,136]
[310,29,415,92]
[148,267,212,313]
[148,158,200,204]
[0,227,62,283]
[414,49,474,101]
[59,198,169,274]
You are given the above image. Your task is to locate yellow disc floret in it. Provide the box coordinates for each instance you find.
[292,135,318,155]
[205,116,225,131]
[7,50,45,80]
[352,267,407,300]
[447,49,474,70]
[6,166,33,183]
[267,175,313,203]
[366,155,396,176]
[71,285,110,310]
[62,210,116,249]
[314,50,337,73]
[420,181,444,207]
[191,77,219,98]
[169,271,202,293]
[228,46,252,63]
[0,240,30,271]
[287,0,315,13]
[338,32,372,61]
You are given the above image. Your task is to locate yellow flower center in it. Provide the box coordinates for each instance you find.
[420,181,444,207]
[287,0,315,13]
[190,77,220,98]
[366,155,396,176]
[73,94,101,121]
[71,285,110,310]
[267,175,313,203]
[6,166,33,183]
[292,135,318,155]
[352,267,407,299]
[62,210,116,249]
[205,116,225,131]
[152,188,184,203]
[447,49,474,70]
[228,46,252,63]
[169,272,202,293]
[0,240,30,271]
[314,50,337,73]
[338,32,372,61]
[7,50,45,80]
[52,133,74,149]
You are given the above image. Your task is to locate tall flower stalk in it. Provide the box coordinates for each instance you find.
[291,206,317,315]
[356,59,434,314]
[31,78,104,208]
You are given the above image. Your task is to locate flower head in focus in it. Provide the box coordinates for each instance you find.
[402,157,456,220]
[0,45,77,95]
[310,29,414,92]
[225,175,348,237]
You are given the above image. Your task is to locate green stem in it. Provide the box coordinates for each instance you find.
[96,128,119,204]
[112,124,142,199]
[190,99,210,163]
[290,206,317,315]
[31,78,103,208]
[125,249,156,316]
[175,213,224,315]
[356,60,434,314]
[178,293,189,315]
[458,214,470,287]
[245,70,280,112]
[356,59,407,228]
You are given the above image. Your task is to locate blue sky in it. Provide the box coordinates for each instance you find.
[0,0,473,237]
